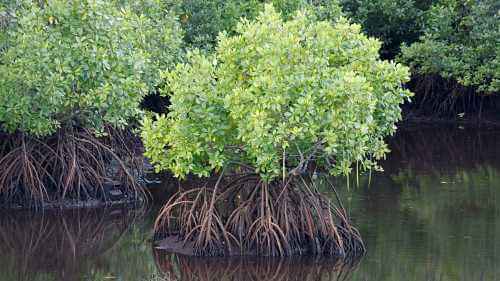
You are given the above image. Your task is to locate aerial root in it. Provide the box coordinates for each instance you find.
[0,127,144,205]
[154,174,365,257]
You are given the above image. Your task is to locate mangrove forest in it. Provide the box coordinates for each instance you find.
[0,0,498,280]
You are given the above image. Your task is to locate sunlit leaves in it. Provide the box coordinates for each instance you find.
[142,5,411,180]
[0,0,182,136]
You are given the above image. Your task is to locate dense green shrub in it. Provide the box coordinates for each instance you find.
[142,5,411,180]
[400,0,499,93]
[0,1,20,55]
[169,0,343,50]
[167,0,259,51]
[340,0,435,59]
[120,0,184,89]
[0,11,7,54]
[0,0,182,137]
[271,0,343,20]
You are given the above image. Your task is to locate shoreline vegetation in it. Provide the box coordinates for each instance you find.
[0,0,498,258]
[0,0,183,207]
[143,5,409,257]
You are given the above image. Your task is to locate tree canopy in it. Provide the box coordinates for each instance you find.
[142,5,412,180]
[0,0,182,136]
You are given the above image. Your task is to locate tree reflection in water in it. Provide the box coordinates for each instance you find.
[152,249,362,281]
[1,127,499,281]
[0,207,144,281]
[332,127,500,281]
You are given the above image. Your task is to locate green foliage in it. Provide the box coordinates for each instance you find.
[400,0,499,93]
[271,0,344,21]
[169,0,343,50]
[340,0,435,59]
[168,0,260,51]
[0,0,182,136]
[0,1,21,55]
[142,5,411,180]
[117,0,184,90]
[0,10,7,54]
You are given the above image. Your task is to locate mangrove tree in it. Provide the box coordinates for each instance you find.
[0,0,182,205]
[142,5,411,256]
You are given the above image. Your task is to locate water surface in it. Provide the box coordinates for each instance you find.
[0,127,499,281]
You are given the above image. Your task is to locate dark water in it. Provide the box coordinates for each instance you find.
[0,127,499,281]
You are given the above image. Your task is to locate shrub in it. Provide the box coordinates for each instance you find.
[0,0,182,203]
[271,0,343,21]
[340,0,436,59]
[167,0,260,51]
[0,1,20,55]
[169,0,343,51]
[400,0,499,94]
[120,0,184,90]
[145,5,409,257]
[0,0,182,137]
[142,5,411,181]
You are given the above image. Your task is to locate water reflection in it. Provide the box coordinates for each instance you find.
[153,250,361,281]
[0,127,499,281]
[0,207,144,281]
[384,126,500,173]
[334,128,500,281]
[341,167,500,280]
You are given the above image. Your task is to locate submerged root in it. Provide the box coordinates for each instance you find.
[0,127,145,206]
[154,174,365,257]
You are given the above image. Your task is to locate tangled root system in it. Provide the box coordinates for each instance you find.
[0,126,145,206]
[154,174,365,257]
